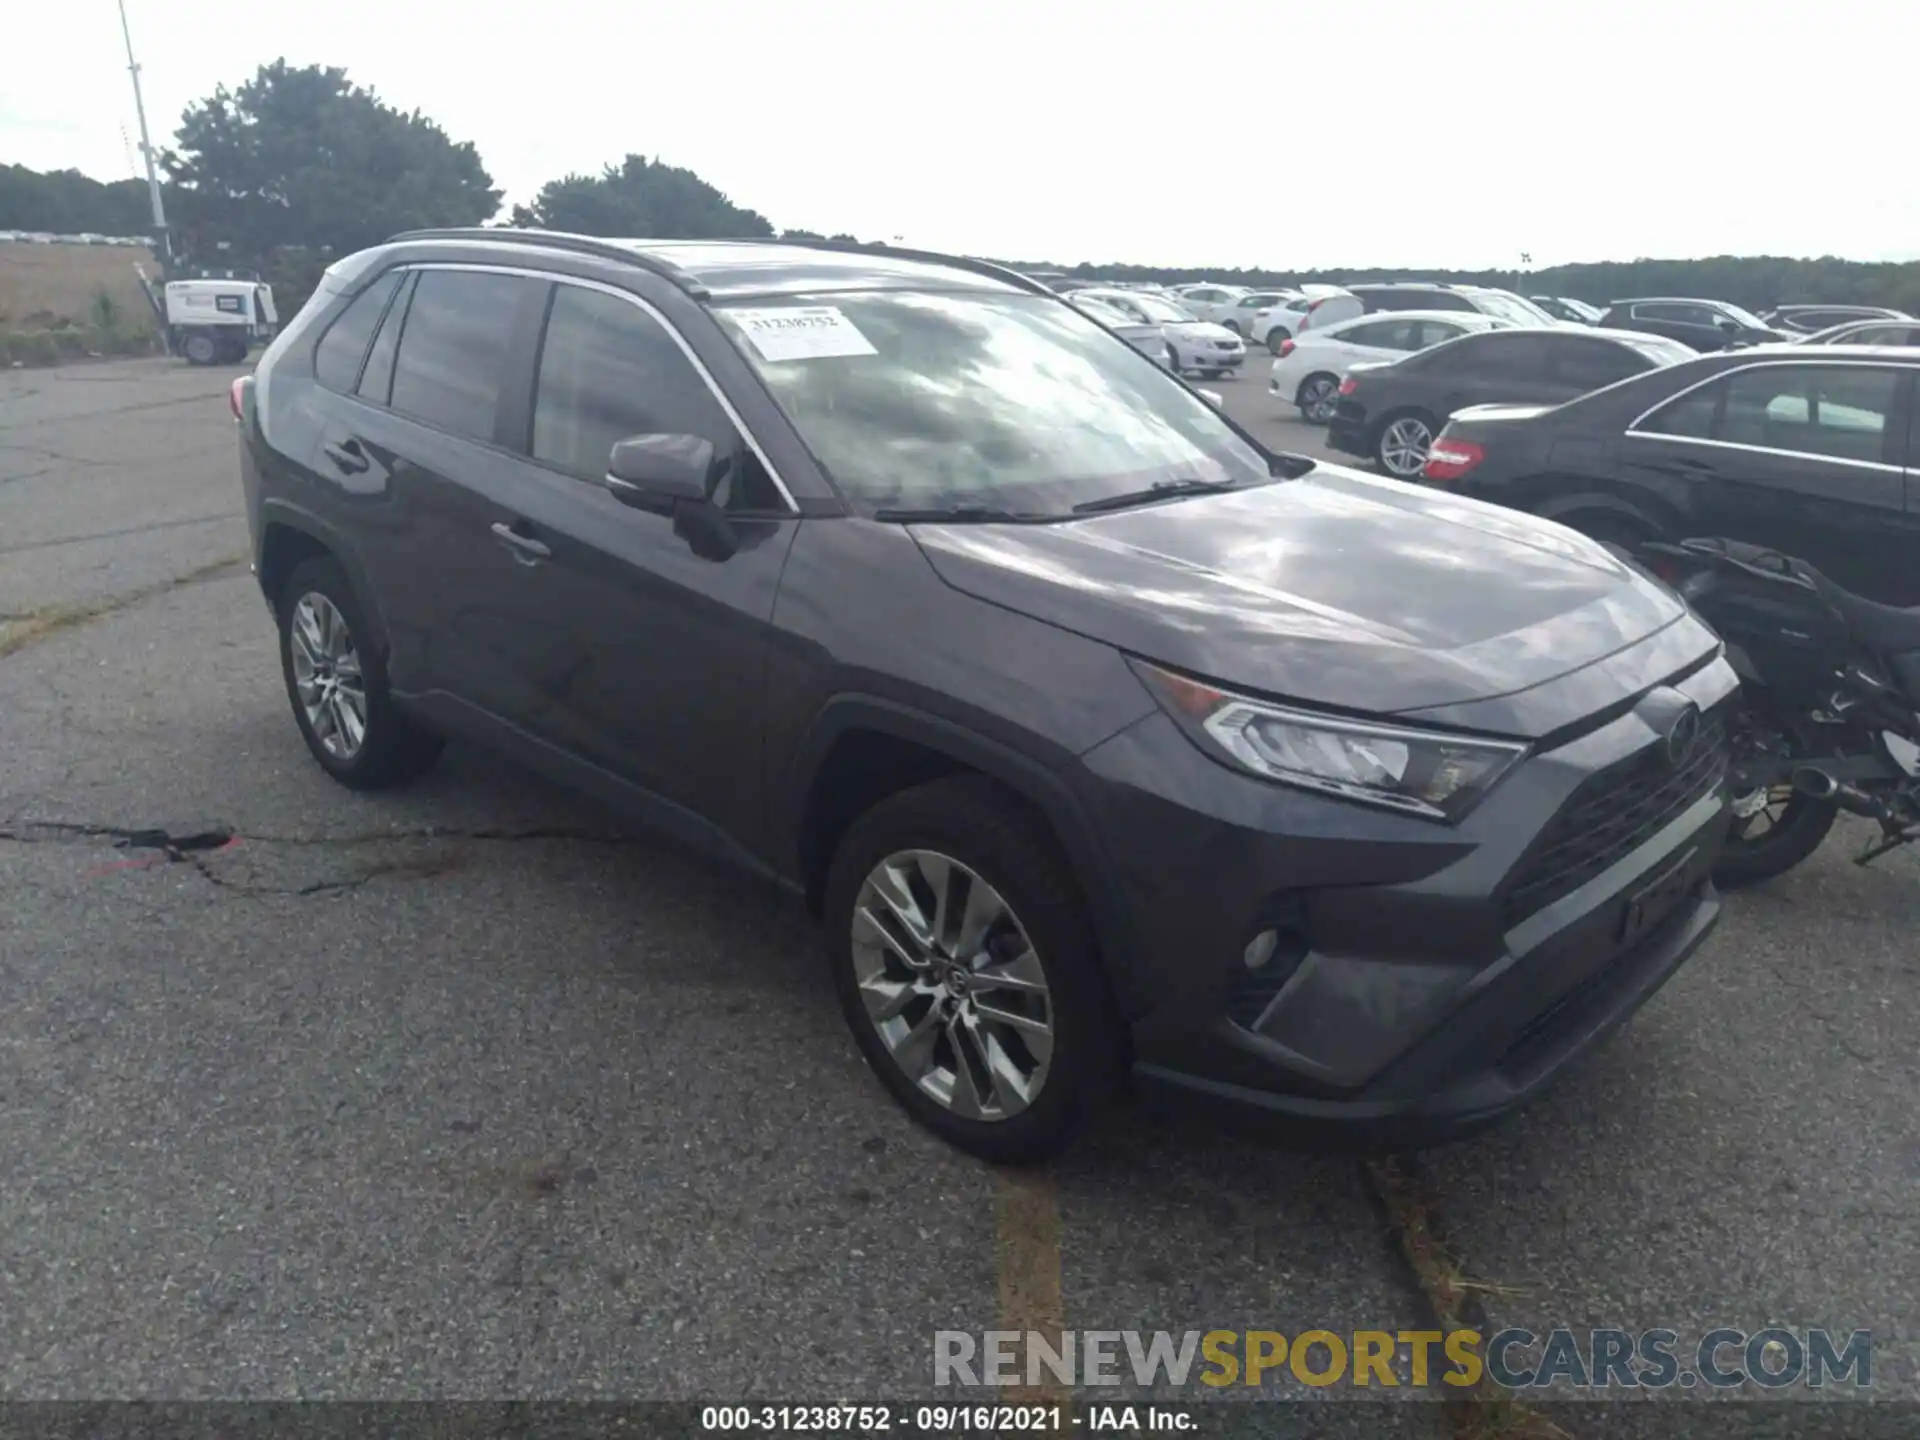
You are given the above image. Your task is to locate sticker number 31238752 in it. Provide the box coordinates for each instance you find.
[730,306,879,362]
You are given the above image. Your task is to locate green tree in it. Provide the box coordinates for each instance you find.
[510,154,773,238]
[0,163,154,234]
[161,60,499,263]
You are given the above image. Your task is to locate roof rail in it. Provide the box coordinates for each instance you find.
[745,236,1058,297]
[384,227,711,298]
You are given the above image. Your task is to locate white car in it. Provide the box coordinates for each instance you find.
[1066,292,1175,368]
[1075,287,1247,378]
[1268,310,1512,422]
[1252,284,1353,353]
[1168,283,1251,325]
[1217,289,1301,339]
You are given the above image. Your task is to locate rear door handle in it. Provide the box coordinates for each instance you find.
[490,521,551,563]
[321,439,370,474]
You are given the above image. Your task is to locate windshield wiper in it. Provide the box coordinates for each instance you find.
[871,504,1052,524]
[1070,478,1238,515]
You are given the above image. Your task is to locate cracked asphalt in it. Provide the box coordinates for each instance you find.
[1,358,1914,1427]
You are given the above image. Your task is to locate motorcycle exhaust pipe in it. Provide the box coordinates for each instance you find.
[1791,766,1887,819]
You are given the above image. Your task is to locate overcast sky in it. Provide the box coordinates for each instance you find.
[6,0,1915,269]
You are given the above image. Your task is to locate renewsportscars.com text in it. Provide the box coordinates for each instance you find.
[934,1327,1872,1391]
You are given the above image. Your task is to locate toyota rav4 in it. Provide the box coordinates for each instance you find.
[233,230,1735,1161]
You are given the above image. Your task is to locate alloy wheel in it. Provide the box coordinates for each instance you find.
[288,591,369,760]
[848,849,1055,1122]
[1300,377,1339,423]
[1379,416,1434,476]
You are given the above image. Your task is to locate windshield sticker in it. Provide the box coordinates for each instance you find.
[732,306,878,362]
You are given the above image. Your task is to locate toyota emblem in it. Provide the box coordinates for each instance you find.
[1663,704,1701,768]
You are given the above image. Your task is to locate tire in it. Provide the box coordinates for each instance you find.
[278,556,442,790]
[1373,411,1438,477]
[1266,327,1292,355]
[1713,705,1841,889]
[1224,319,1244,337]
[1295,373,1340,424]
[182,332,217,365]
[823,775,1122,1164]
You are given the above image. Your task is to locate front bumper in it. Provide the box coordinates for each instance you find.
[1177,343,1245,371]
[1325,405,1372,459]
[1069,652,1737,1147]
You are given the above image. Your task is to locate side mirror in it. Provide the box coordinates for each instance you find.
[605,432,739,560]
[607,433,716,508]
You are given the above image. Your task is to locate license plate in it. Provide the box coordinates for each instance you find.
[1618,847,1699,947]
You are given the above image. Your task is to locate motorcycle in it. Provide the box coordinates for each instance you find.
[1638,536,1920,888]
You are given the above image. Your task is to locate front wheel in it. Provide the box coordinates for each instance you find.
[1713,708,1840,889]
[1296,374,1340,424]
[823,776,1121,1164]
[181,331,217,365]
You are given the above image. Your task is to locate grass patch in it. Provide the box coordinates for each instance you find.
[1364,1156,1570,1440]
[0,552,248,661]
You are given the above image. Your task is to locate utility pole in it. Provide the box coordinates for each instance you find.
[117,0,173,273]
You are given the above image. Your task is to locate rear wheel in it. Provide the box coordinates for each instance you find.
[1224,319,1244,336]
[1296,374,1340,424]
[1714,707,1840,889]
[823,776,1121,1164]
[1265,327,1292,355]
[181,331,217,365]
[278,556,443,790]
[1374,412,1436,477]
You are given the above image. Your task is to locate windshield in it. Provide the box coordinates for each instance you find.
[1475,292,1560,326]
[1717,301,1770,330]
[715,291,1272,517]
[1112,293,1190,323]
[1619,336,1697,367]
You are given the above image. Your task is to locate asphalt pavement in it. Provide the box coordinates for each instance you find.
[1,356,1913,1426]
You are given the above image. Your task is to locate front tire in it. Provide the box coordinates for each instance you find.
[1295,374,1340,424]
[182,331,217,365]
[1374,411,1437,477]
[823,776,1121,1164]
[278,556,443,790]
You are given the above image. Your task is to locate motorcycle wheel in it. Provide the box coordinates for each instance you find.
[1714,707,1840,890]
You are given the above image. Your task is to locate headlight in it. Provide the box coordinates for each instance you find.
[1130,659,1528,822]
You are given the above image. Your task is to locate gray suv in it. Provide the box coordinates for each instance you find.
[233,230,1735,1161]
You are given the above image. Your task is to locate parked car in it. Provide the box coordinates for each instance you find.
[234,228,1733,1161]
[1269,311,1512,423]
[1327,327,1694,476]
[1075,286,1245,377]
[1304,283,1566,335]
[1531,296,1603,325]
[1066,292,1176,368]
[1219,289,1300,338]
[1763,304,1911,336]
[1596,298,1784,352]
[1170,283,1252,325]
[1422,346,1920,606]
[1792,317,1920,347]
[1252,284,1351,352]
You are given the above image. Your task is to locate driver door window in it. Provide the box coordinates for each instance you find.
[531,284,781,512]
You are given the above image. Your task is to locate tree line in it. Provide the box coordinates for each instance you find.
[4,58,1918,316]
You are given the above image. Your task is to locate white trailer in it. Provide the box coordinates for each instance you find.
[161,278,279,365]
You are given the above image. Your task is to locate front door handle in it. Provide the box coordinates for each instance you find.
[490,521,551,564]
[322,439,370,474]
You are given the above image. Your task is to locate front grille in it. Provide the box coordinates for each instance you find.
[1216,338,1240,350]
[1501,710,1728,929]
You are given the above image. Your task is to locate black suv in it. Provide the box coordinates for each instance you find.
[234,229,1734,1160]
[1597,298,1785,352]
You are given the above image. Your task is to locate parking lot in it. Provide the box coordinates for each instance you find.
[2,356,1915,1420]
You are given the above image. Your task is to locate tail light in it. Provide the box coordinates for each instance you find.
[1278,339,1295,358]
[1422,437,1485,482]
[229,377,248,421]
[1336,377,1359,396]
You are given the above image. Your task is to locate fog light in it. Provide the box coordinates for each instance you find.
[1243,929,1279,971]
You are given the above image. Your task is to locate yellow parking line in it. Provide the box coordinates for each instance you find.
[995,1166,1068,1410]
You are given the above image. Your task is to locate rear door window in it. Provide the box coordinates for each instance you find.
[355,271,415,405]
[1549,337,1647,390]
[1340,320,1420,350]
[1450,333,1554,378]
[1719,365,1899,464]
[312,270,402,395]
[387,269,540,443]
[1411,320,1469,348]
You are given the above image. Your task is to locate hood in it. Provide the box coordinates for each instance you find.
[909,464,1691,723]
[1167,320,1239,342]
